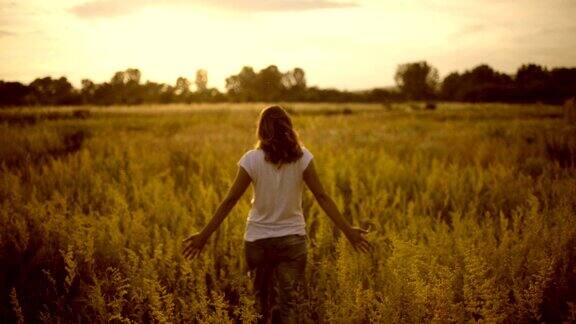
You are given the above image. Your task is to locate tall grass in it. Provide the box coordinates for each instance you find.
[0,103,574,322]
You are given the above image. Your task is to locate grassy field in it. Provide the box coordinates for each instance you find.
[1,103,575,323]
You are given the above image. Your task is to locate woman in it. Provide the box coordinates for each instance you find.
[183,105,372,323]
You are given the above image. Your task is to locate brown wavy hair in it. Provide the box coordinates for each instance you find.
[256,105,303,166]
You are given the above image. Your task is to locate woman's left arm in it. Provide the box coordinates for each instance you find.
[183,166,251,259]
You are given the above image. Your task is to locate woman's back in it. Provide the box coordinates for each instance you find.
[238,147,313,241]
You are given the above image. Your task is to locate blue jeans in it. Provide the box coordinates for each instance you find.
[244,234,307,324]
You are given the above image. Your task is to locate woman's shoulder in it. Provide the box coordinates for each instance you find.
[240,148,264,161]
[301,146,313,158]
[300,146,314,169]
[238,148,264,175]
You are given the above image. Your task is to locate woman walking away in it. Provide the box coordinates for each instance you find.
[183,105,372,323]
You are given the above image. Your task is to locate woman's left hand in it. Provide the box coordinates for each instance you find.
[183,232,208,259]
[344,227,373,253]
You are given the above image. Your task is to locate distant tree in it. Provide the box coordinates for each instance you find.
[441,64,517,102]
[108,68,143,104]
[0,81,31,106]
[466,64,511,85]
[226,66,258,101]
[111,72,124,86]
[516,64,548,85]
[282,68,307,101]
[366,88,400,102]
[550,67,576,85]
[159,84,176,103]
[457,65,514,102]
[441,72,461,100]
[90,82,112,105]
[225,65,304,102]
[394,61,439,100]
[111,68,141,85]
[139,81,164,103]
[175,77,191,102]
[195,69,208,93]
[549,67,576,104]
[281,68,306,90]
[194,87,226,103]
[256,65,284,101]
[80,79,96,104]
[137,81,175,104]
[515,64,550,102]
[125,68,141,85]
[28,76,77,105]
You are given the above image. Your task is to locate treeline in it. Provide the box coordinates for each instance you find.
[0,62,575,106]
[0,66,399,106]
[0,69,227,106]
[441,64,576,104]
[395,62,576,104]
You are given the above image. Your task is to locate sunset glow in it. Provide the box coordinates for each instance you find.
[1,0,575,90]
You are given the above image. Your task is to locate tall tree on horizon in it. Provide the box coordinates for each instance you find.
[195,69,208,93]
[394,61,439,100]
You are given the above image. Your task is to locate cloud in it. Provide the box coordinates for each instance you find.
[451,24,486,39]
[70,0,357,19]
[448,24,495,43]
[0,30,15,37]
[212,0,357,11]
[70,0,152,19]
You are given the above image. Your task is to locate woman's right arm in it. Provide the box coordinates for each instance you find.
[303,161,372,253]
[183,166,251,259]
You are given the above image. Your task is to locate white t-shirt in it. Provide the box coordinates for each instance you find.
[238,147,314,242]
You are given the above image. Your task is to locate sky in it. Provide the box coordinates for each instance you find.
[1,0,575,91]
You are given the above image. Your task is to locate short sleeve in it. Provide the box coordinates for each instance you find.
[300,147,314,171]
[238,150,254,179]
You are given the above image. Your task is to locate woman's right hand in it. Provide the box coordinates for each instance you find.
[344,227,373,253]
[183,232,209,259]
